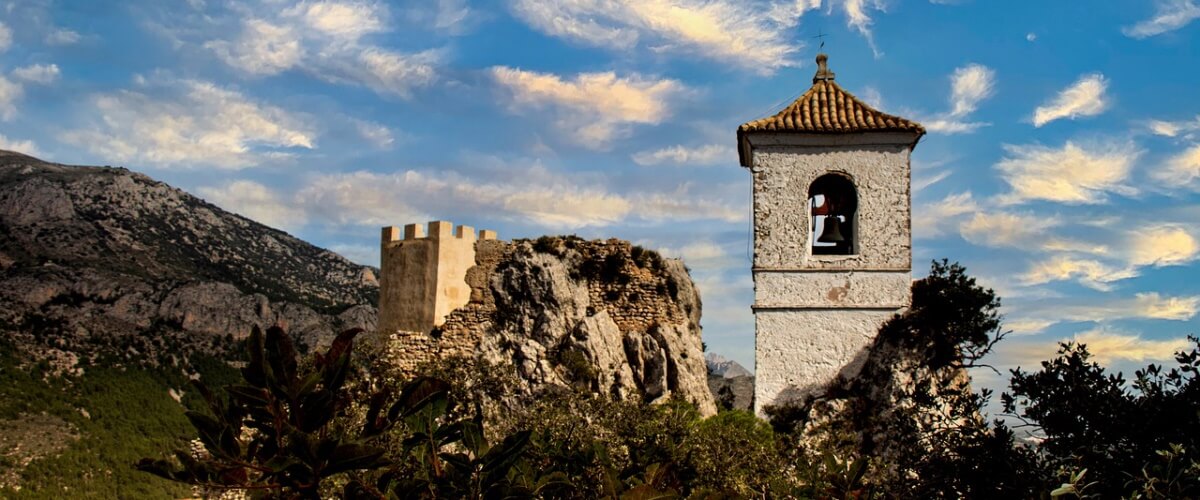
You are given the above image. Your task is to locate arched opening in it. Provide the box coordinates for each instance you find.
[809,174,857,255]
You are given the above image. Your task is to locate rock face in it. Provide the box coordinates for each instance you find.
[373,236,718,416]
[0,150,379,370]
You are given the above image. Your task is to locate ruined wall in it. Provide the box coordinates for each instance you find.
[377,221,496,334]
[371,236,717,415]
[749,134,915,414]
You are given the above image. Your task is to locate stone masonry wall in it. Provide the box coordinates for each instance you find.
[749,137,915,414]
[370,236,716,415]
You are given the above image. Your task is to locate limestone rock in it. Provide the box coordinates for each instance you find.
[0,150,379,371]
[387,237,718,416]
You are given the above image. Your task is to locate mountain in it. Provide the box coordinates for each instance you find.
[0,150,379,496]
[0,150,379,360]
[705,352,753,379]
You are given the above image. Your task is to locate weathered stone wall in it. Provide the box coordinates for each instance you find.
[754,270,910,308]
[750,142,912,270]
[371,236,717,415]
[378,221,495,334]
[755,308,897,409]
[748,133,916,414]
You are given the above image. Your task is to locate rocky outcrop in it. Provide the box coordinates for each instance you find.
[373,236,718,415]
[0,150,378,371]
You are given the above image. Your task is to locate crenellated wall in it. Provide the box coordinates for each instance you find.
[377,220,497,334]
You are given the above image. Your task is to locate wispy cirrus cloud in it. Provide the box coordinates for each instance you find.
[192,1,439,98]
[1032,73,1110,127]
[288,165,742,230]
[12,64,61,84]
[1020,256,1137,291]
[918,63,996,134]
[491,66,685,149]
[508,0,806,74]
[631,144,731,166]
[1123,0,1200,38]
[994,140,1139,205]
[198,180,308,231]
[59,77,315,169]
[993,327,1192,368]
[1154,145,1200,188]
[913,191,978,239]
[0,134,40,156]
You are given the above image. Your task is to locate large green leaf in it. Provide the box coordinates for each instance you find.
[324,443,388,475]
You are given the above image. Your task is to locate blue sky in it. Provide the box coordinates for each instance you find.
[3,0,1200,388]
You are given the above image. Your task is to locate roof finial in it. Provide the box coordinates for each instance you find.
[813,53,835,83]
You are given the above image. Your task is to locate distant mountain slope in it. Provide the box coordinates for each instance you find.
[0,150,379,361]
[0,150,380,495]
[0,150,376,311]
[705,352,753,379]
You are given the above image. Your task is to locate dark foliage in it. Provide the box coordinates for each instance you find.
[1004,338,1200,497]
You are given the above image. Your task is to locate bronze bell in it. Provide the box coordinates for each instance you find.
[818,215,845,243]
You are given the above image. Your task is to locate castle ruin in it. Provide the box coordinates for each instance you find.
[378,221,498,333]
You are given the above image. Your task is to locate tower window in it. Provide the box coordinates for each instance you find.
[809,174,857,255]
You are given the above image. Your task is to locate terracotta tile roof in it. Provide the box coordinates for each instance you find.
[738,79,924,134]
[737,54,924,165]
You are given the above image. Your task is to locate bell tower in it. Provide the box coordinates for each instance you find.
[737,54,925,415]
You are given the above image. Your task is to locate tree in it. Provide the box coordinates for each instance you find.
[1003,338,1200,497]
[138,326,555,499]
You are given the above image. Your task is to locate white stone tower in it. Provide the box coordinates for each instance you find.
[736,54,925,415]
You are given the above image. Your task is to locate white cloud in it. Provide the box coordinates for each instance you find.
[1128,225,1199,267]
[842,0,887,56]
[0,74,22,120]
[491,66,684,149]
[1005,318,1056,335]
[1021,256,1137,291]
[914,191,977,239]
[1145,116,1200,138]
[0,134,40,156]
[1131,292,1200,320]
[994,327,1191,368]
[1124,0,1200,38]
[289,1,385,39]
[922,119,989,134]
[995,141,1139,204]
[1148,120,1183,137]
[12,64,60,84]
[633,185,743,223]
[201,2,438,98]
[206,19,304,75]
[1155,144,1200,187]
[328,243,379,266]
[1072,329,1191,364]
[919,64,995,134]
[631,144,730,166]
[355,120,395,149]
[508,0,804,74]
[0,22,10,53]
[949,63,995,118]
[319,47,439,97]
[197,180,307,230]
[858,86,883,108]
[1012,292,1200,336]
[959,211,1053,248]
[296,166,741,230]
[60,79,315,169]
[1032,73,1109,127]
[45,27,81,45]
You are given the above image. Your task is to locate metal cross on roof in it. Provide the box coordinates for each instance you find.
[812,30,829,51]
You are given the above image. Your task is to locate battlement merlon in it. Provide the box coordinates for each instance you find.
[380,221,499,244]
